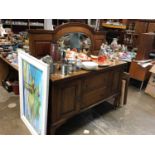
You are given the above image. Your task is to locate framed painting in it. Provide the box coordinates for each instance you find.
[18,51,50,135]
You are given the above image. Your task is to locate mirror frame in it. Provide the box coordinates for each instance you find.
[53,22,95,51]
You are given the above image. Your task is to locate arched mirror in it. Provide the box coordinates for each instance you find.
[57,32,92,53]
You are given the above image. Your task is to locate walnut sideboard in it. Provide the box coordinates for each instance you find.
[47,61,126,134]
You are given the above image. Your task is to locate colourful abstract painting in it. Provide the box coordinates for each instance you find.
[22,60,43,134]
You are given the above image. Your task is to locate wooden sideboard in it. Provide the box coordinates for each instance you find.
[47,61,126,134]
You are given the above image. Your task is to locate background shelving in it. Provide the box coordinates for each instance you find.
[1,19,44,33]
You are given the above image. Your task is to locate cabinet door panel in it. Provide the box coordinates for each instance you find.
[60,85,78,114]
[55,80,81,120]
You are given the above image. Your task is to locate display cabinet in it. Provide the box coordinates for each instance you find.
[124,19,155,49]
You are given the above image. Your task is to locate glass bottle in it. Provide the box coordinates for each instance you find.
[111,38,118,51]
[50,43,61,62]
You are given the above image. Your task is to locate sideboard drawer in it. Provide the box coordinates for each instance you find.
[81,85,107,108]
[83,72,109,92]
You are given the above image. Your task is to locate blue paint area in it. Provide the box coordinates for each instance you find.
[22,60,43,134]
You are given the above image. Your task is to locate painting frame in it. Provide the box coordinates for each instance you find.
[18,51,50,135]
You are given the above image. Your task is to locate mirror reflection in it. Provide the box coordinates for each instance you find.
[57,32,92,52]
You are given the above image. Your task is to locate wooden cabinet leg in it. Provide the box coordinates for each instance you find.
[113,98,118,109]
[47,125,57,135]
[49,128,56,135]
[113,95,120,109]
[139,81,144,91]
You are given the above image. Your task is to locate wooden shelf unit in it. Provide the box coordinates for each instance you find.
[124,19,155,48]
[2,19,44,33]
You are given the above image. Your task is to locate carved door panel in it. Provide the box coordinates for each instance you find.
[53,80,81,121]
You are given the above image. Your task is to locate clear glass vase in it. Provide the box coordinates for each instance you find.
[111,38,118,50]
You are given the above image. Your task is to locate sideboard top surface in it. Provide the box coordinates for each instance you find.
[51,61,126,83]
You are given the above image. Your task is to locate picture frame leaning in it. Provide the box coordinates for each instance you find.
[18,51,50,135]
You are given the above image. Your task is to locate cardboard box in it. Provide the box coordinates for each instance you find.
[145,65,155,98]
[149,64,155,73]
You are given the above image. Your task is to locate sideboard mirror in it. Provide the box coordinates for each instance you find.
[28,22,105,57]
[57,32,92,52]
